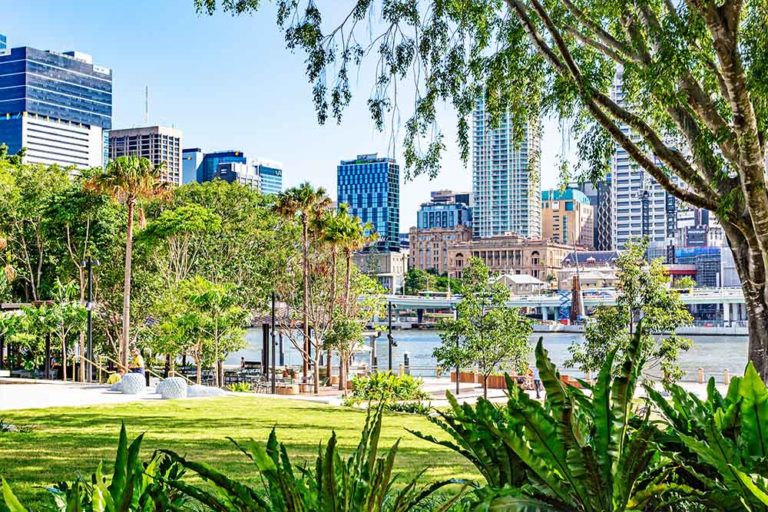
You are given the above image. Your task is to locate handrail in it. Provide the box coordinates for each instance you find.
[98,354,192,385]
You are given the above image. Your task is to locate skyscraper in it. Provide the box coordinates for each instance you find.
[182,148,203,184]
[541,187,594,248]
[0,34,6,51]
[611,71,676,250]
[254,160,283,195]
[580,178,613,250]
[109,126,183,185]
[337,153,400,252]
[472,97,541,239]
[0,45,112,168]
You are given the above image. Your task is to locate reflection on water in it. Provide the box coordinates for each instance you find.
[228,329,749,381]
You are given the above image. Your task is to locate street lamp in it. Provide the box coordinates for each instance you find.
[81,257,100,382]
[271,292,277,394]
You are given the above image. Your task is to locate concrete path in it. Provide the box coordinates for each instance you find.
[0,379,161,410]
[0,376,725,411]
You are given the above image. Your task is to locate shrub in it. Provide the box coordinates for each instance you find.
[227,382,253,393]
[344,371,429,407]
[416,326,685,511]
[1,424,188,511]
[646,362,768,509]
[384,401,432,415]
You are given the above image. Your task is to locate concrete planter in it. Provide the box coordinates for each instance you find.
[277,384,299,395]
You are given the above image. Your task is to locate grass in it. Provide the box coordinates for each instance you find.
[0,396,478,505]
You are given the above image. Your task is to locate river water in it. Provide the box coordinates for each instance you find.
[226,329,749,383]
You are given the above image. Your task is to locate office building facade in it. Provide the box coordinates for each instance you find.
[0,33,6,51]
[216,160,260,189]
[409,225,473,275]
[472,96,541,239]
[417,200,472,230]
[200,150,247,183]
[254,160,283,195]
[337,153,400,252]
[182,147,203,184]
[611,72,676,251]
[580,178,613,250]
[109,126,182,185]
[541,188,594,248]
[446,233,573,280]
[0,45,112,168]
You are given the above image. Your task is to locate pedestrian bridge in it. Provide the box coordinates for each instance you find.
[378,287,746,323]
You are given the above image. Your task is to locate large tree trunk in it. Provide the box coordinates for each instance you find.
[302,218,310,383]
[120,201,135,370]
[727,227,768,378]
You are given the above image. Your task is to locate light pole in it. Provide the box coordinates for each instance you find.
[82,257,100,382]
[271,292,277,394]
[387,301,397,371]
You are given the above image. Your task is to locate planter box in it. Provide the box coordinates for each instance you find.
[560,375,582,389]
[450,371,477,383]
[330,376,340,386]
[277,384,299,395]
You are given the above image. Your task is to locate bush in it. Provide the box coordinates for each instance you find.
[227,382,253,393]
[384,401,432,415]
[344,371,430,407]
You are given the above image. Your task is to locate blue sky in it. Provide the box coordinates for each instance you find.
[1,0,564,227]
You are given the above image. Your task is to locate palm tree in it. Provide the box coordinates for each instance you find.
[274,183,331,387]
[340,214,378,315]
[87,156,167,369]
[316,206,348,384]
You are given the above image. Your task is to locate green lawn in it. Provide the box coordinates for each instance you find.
[0,396,478,504]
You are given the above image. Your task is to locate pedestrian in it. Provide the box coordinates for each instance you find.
[129,348,145,376]
[533,366,542,399]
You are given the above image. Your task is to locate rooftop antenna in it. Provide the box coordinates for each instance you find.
[144,85,149,124]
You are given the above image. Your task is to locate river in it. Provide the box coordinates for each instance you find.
[226,329,749,383]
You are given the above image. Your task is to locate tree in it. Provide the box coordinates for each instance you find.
[404,268,435,295]
[434,258,532,398]
[274,183,331,384]
[87,156,167,369]
[181,276,248,387]
[0,161,69,301]
[45,175,124,380]
[566,239,693,381]
[326,271,385,391]
[44,279,88,381]
[198,1,768,377]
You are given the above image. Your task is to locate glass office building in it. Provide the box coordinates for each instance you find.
[0,45,112,168]
[417,200,472,229]
[0,34,6,51]
[337,153,400,252]
[200,150,247,182]
[255,161,283,195]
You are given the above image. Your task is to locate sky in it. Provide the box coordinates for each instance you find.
[1,0,566,228]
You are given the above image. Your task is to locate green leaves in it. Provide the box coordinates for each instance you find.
[422,324,660,511]
[647,361,768,510]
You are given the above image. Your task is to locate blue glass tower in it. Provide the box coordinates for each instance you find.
[199,150,246,182]
[0,45,112,168]
[337,153,400,252]
[0,34,6,51]
[256,162,283,195]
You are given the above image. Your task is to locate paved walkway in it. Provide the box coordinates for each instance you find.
[0,376,724,411]
[0,379,162,410]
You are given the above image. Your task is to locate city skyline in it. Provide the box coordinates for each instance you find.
[0,0,567,227]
